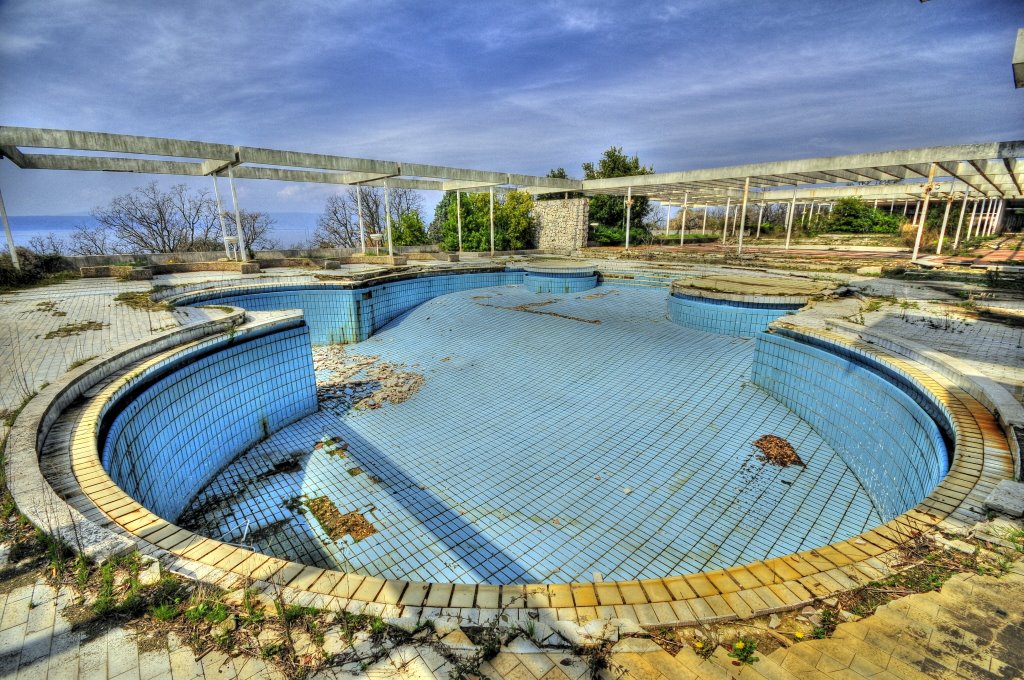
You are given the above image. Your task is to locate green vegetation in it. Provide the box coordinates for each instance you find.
[0,249,78,291]
[44,320,107,339]
[822,197,903,234]
[390,211,429,247]
[114,290,172,311]
[727,637,759,664]
[438,189,536,252]
[582,147,655,245]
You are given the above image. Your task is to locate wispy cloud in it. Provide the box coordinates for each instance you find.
[0,0,1021,217]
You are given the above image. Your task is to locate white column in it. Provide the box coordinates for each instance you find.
[952,188,970,250]
[737,177,750,255]
[0,183,18,270]
[936,194,953,255]
[456,191,463,253]
[211,175,232,259]
[678,192,689,246]
[702,205,708,234]
[755,202,764,239]
[356,185,366,254]
[226,165,248,261]
[664,203,671,236]
[721,197,732,243]
[384,179,393,256]
[785,190,797,250]
[994,199,1006,235]
[967,199,979,240]
[911,164,937,261]
[902,202,909,216]
[489,186,495,256]
[624,186,632,250]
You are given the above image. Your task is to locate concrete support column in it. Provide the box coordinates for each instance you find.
[785,190,797,250]
[226,165,248,261]
[664,203,671,236]
[911,164,937,261]
[952,188,970,250]
[721,197,731,243]
[456,191,463,253]
[737,177,750,255]
[936,194,954,255]
[967,199,979,240]
[384,179,393,256]
[210,175,232,259]
[679,192,689,246]
[489,187,495,256]
[994,198,1006,234]
[701,205,708,234]
[0,183,18,270]
[903,202,909,216]
[624,186,632,250]
[755,202,764,239]
[356,186,366,254]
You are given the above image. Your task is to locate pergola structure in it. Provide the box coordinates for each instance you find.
[1,127,1022,268]
[0,126,579,268]
[531,140,1024,259]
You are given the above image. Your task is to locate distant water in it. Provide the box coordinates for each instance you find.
[5,213,320,249]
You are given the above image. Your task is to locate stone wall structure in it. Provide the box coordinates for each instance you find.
[533,198,588,252]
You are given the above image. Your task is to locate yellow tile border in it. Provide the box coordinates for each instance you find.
[48,319,1012,627]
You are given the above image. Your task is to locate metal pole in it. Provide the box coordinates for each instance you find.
[785,190,797,250]
[910,201,920,230]
[952,187,970,250]
[211,175,232,259]
[489,186,495,256]
[679,192,689,246]
[721,197,731,243]
[737,177,750,255]
[456,191,463,253]
[902,202,908,217]
[755,202,764,239]
[624,186,632,250]
[936,193,953,255]
[702,205,708,234]
[889,202,894,214]
[384,179,393,256]
[226,165,248,261]
[911,164,937,261]
[356,185,366,254]
[0,183,19,270]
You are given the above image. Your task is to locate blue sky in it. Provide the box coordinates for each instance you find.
[1,0,1021,220]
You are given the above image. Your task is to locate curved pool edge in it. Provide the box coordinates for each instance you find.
[8,289,1015,630]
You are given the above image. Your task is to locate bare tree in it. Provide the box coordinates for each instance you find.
[67,223,118,255]
[27,232,67,255]
[92,182,219,253]
[199,209,281,255]
[313,186,423,247]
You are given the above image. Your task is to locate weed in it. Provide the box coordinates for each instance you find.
[150,603,179,622]
[45,321,106,339]
[67,356,98,370]
[812,608,839,639]
[114,291,171,312]
[727,637,759,665]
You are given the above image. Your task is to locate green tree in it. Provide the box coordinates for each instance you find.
[438,190,535,252]
[428,191,456,242]
[392,210,429,246]
[825,197,902,234]
[582,147,654,244]
[537,168,583,201]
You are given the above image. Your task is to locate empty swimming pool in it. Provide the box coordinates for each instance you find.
[155,282,946,585]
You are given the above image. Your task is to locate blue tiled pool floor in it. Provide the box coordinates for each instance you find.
[184,285,882,585]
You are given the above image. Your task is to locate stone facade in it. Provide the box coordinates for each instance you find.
[533,198,588,252]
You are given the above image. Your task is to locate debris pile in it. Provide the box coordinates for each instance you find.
[752,435,806,468]
[305,496,377,541]
[313,346,424,412]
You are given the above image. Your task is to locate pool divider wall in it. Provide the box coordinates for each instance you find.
[99,315,318,522]
[751,325,950,522]
[668,292,801,337]
[175,271,526,344]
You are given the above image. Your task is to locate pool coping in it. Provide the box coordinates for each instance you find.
[7,294,1015,629]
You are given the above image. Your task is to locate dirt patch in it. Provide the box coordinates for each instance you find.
[305,497,376,541]
[752,435,805,468]
[114,291,172,311]
[44,320,107,339]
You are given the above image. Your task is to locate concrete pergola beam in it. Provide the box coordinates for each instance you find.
[0,126,236,161]
[17,153,207,176]
[582,141,1024,194]
[1014,28,1024,88]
